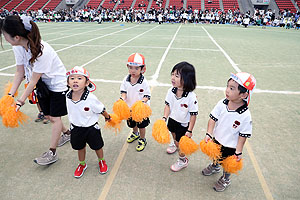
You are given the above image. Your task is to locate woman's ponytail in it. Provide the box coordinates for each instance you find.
[27,21,43,64]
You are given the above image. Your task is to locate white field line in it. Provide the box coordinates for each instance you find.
[0,24,134,71]
[150,24,182,83]
[47,43,220,52]
[202,26,241,73]
[0,24,119,54]
[81,25,158,67]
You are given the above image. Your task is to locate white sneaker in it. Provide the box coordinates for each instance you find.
[57,132,70,147]
[170,158,189,172]
[34,150,58,165]
[166,143,177,154]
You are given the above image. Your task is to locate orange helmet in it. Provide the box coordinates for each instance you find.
[230,72,256,105]
[66,66,96,92]
[127,53,146,74]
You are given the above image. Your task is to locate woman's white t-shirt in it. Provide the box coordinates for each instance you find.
[12,40,67,92]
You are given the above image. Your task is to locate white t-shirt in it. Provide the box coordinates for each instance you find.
[120,74,151,107]
[12,40,67,92]
[165,87,198,126]
[66,89,105,127]
[210,99,252,148]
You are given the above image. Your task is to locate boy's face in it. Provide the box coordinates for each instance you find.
[68,74,89,92]
[226,79,248,102]
[171,70,183,88]
[127,65,142,78]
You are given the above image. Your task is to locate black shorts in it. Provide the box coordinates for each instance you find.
[213,139,236,162]
[70,123,104,150]
[167,118,188,142]
[38,90,68,117]
[127,117,150,128]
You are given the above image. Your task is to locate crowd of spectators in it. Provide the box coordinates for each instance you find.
[0,6,299,29]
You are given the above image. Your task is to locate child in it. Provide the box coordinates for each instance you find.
[66,66,110,178]
[0,15,69,165]
[163,62,198,172]
[120,53,151,152]
[202,72,256,192]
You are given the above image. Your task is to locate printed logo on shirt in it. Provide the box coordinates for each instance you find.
[232,120,240,129]
[181,104,188,108]
[139,89,144,93]
[84,107,90,111]
[194,101,197,104]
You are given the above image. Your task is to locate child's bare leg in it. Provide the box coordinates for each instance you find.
[78,147,86,161]
[139,127,145,139]
[95,148,104,159]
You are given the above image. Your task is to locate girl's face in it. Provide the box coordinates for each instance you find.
[225,79,247,102]
[127,65,142,78]
[2,31,19,46]
[171,70,183,88]
[68,74,89,93]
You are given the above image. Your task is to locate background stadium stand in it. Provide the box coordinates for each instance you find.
[275,0,297,13]
[204,0,220,10]
[222,0,239,11]
[3,0,24,11]
[86,0,103,9]
[186,0,201,10]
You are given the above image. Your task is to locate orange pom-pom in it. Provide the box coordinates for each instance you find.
[0,95,15,116]
[105,113,122,134]
[131,101,152,123]
[152,119,170,144]
[221,155,243,174]
[199,139,221,161]
[179,136,199,155]
[113,99,131,120]
[4,82,18,97]
[2,106,29,128]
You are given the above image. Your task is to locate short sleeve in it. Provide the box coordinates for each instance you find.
[90,95,105,114]
[142,79,151,99]
[12,46,25,66]
[210,99,224,122]
[120,76,127,94]
[188,93,198,115]
[165,88,172,105]
[239,116,252,138]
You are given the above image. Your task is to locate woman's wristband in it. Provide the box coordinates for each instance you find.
[17,99,25,106]
[206,132,213,139]
[105,115,111,120]
[162,116,167,122]
[234,152,242,156]
[8,93,14,97]
[187,130,192,133]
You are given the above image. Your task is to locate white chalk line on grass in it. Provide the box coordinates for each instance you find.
[0,24,134,71]
[150,24,182,83]
[81,25,159,67]
[0,24,119,55]
[202,26,274,200]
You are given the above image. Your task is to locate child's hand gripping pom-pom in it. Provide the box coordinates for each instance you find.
[2,105,29,128]
[113,99,131,120]
[0,95,15,116]
[105,113,122,134]
[152,119,170,144]
[221,155,243,174]
[131,100,152,123]
[199,139,222,161]
[178,136,199,156]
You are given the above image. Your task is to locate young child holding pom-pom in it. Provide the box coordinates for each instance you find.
[162,62,198,172]
[66,66,111,178]
[201,72,256,192]
[120,53,151,152]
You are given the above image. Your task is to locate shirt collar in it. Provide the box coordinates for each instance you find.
[67,88,89,101]
[126,74,144,84]
[223,99,248,114]
[171,87,189,97]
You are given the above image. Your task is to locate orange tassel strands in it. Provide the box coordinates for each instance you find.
[105,113,122,134]
[131,101,152,123]
[0,95,14,116]
[152,119,170,144]
[178,136,199,155]
[113,99,131,120]
[2,106,29,128]
[199,139,222,161]
[221,155,243,174]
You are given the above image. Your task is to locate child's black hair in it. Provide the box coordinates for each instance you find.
[228,78,248,94]
[171,61,196,92]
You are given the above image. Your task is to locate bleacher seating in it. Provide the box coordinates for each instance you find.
[3,0,23,11]
[102,0,117,9]
[275,0,296,13]
[168,0,183,9]
[29,0,49,10]
[222,0,239,12]
[133,0,147,9]
[0,0,11,9]
[204,0,220,10]
[87,0,102,9]
[150,0,165,9]
[44,0,62,10]
[115,0,132,9]
[294,0,300,10]
[16,0,36,11]
[186,0,201,10]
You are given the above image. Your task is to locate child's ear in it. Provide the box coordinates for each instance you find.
[240,92,249,100]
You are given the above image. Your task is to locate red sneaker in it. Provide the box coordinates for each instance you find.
[74,164,87,178]
[99,160,108,174]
